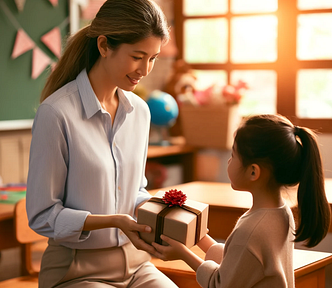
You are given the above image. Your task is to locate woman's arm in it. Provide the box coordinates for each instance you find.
[83,214,156,254]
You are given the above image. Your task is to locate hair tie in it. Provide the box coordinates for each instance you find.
[294,125,301,136]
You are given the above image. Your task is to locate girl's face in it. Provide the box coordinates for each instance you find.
[227,143,249,191]
[103,36,161,91]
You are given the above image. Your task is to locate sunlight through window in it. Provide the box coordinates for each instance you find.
[297,69,332,118]
[231,70,277,116]
[297,0,332,10]
[184,19,228,63]
[231,16,278,63]
[193,70,227,91]
[184,0,228,16]
[297,13,332,60]
[231,0,278,14]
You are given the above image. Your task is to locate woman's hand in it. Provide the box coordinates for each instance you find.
[115,214,156,254]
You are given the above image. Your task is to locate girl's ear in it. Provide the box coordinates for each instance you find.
[97,35,108,58]
[249,164,260,181]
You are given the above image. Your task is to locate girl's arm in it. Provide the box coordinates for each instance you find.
[197,234,218,253]
[152,235,204,271]
[152,234,218,271]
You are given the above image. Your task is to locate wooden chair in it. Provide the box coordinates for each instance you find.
[0,198,47,288]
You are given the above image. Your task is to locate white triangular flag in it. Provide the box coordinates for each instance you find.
[12,29,35,59]
[32,47,51,79]
[41,27,61,58]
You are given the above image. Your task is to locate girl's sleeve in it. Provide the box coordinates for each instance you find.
[26,104,91,243]
[196,245,264,288]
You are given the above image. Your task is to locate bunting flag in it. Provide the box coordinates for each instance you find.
[32,47,52,79]
[14,0,26,11]
[1,0,68,79]
[49,0,58,6]
[41,27,61,58]
[12,29,35,59]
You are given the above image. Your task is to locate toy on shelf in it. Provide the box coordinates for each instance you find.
[146,90,179,146]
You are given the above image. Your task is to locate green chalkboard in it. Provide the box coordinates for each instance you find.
[0,0,68,121]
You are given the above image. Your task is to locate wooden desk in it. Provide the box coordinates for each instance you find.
[150,246,332,288]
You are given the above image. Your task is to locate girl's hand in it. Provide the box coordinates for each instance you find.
[116,214,156,254]
[152,235,189,261]
[152,235,204,271]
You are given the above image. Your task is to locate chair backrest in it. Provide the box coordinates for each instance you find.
[14,198,47,276]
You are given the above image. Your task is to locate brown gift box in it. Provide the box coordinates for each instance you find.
[137,190,209,248]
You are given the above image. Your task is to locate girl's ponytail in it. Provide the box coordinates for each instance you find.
[294,127,330,247]
[40,25,93,103]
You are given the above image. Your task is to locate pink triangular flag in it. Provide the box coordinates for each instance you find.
[14,0,26,11]
[12,29,35,59]
[32,47,52,79]
[41,27,61,58]
[49,0,58,6]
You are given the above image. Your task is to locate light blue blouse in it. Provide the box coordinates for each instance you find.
[26,69,152,249]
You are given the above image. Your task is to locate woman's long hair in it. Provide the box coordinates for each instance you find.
[235,114,330,248]
[40,0,169,103]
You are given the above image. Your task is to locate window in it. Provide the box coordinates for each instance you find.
[173,0,332,132]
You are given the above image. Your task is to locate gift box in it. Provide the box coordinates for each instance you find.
[180,104,241,150]
[137,189,209,248]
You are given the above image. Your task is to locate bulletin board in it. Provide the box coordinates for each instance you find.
[0,0,68,122]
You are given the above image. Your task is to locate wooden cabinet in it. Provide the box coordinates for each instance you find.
[147,142,197,187]
[0,129,32,185]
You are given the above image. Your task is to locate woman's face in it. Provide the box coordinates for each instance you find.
[103,36,161,91]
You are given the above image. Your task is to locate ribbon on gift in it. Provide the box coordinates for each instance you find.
[148,197,202,245]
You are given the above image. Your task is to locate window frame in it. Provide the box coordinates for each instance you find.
[173,0,332,133]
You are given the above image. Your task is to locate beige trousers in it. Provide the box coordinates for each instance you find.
[39,239,178,288]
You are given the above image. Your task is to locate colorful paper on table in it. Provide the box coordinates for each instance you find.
[0,191,26,204]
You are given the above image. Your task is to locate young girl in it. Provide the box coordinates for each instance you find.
[26,0,178,287]
[153,114,331,288]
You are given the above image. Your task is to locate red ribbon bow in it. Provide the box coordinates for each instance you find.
[162,189,187,207]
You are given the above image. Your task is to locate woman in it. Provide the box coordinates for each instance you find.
[26,0,178,287]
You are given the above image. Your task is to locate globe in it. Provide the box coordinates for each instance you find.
[146,90,179,127]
